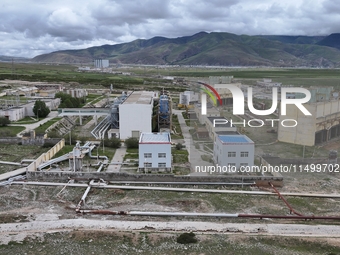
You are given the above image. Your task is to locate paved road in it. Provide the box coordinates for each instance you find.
[172,109,212,175]
[2,217,340,245]
[106,145,127,173]
[14,111,59,137]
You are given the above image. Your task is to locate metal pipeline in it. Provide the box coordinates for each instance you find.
[76,209,340,221]
[268,182,304,216]
[81,144,108,160]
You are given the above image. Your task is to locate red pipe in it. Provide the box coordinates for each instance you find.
[268,182,304,216]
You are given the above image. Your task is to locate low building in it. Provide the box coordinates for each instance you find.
[64,89,88,98]
[214,134,254,170]
[0,107,25,121]
[138,132,172,173]
[0,98,61,120]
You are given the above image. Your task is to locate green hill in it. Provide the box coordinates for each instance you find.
[32,32,340,67]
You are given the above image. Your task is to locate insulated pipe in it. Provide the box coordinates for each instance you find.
[11,182,340,199]
[130,211,239,218]
[238,214,340,220]
[76,209,340,221]
[76,162,106,211]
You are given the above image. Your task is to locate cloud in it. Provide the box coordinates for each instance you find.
[0,0,338,58]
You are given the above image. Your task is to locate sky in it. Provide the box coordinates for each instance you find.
[1,0,339,58]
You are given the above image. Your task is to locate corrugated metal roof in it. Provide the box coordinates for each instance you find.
[140,132,171,143]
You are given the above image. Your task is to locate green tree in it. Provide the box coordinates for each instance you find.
[124,137,139,149]
[33,100,50,118]
[56,92,82,108]
[0,116,10,126]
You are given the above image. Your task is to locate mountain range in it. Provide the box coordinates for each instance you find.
[32,32,340,67]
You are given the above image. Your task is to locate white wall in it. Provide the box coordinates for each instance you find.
[0,107,25,121]
[139,143,171,168]
[214,138,254,169]
[119,103,152,139]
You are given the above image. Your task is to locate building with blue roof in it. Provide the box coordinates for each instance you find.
[213,134,254,170]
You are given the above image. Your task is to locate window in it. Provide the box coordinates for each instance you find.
[144,153,152,158]
[228,163,236,167]
[228,152,236,157]
[144,163,152,167]
[240,163,248,167]
[158,153,166,158]
[158,163,166,167]
[240,152,249,157]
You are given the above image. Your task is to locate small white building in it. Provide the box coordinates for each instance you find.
[179,91,200,105]
[138,132,172,172]
[214,134,254,170]
[0,107,25,121]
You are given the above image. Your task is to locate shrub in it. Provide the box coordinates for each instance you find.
[104,137,121,148]
[175,143,184,150]
[0,116,10,126]
[176,232,198,244]
[124,137,139,149]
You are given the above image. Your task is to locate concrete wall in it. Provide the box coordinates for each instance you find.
[278,100,340,146]
[119,103,152,139]
[278,104,316,146]
[0,138,20,144]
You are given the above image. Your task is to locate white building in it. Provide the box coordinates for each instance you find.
[64,89,88,98]
[0,107,25,121]
[119,91,155,139]
[94,59,109,68]
[214,134,254,170]
[179,91,200,105]
[138,132,172,172]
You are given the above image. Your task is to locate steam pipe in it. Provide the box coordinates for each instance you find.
[81,144,108,160]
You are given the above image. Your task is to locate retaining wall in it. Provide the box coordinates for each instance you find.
[26,139,65,171]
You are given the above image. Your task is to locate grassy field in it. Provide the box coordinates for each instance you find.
[1,231,340,255]
[0,126,25,137]
[34,118,62,134]
[2,62,340,89]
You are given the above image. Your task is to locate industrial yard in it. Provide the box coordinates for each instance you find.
[1,63,340,254]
